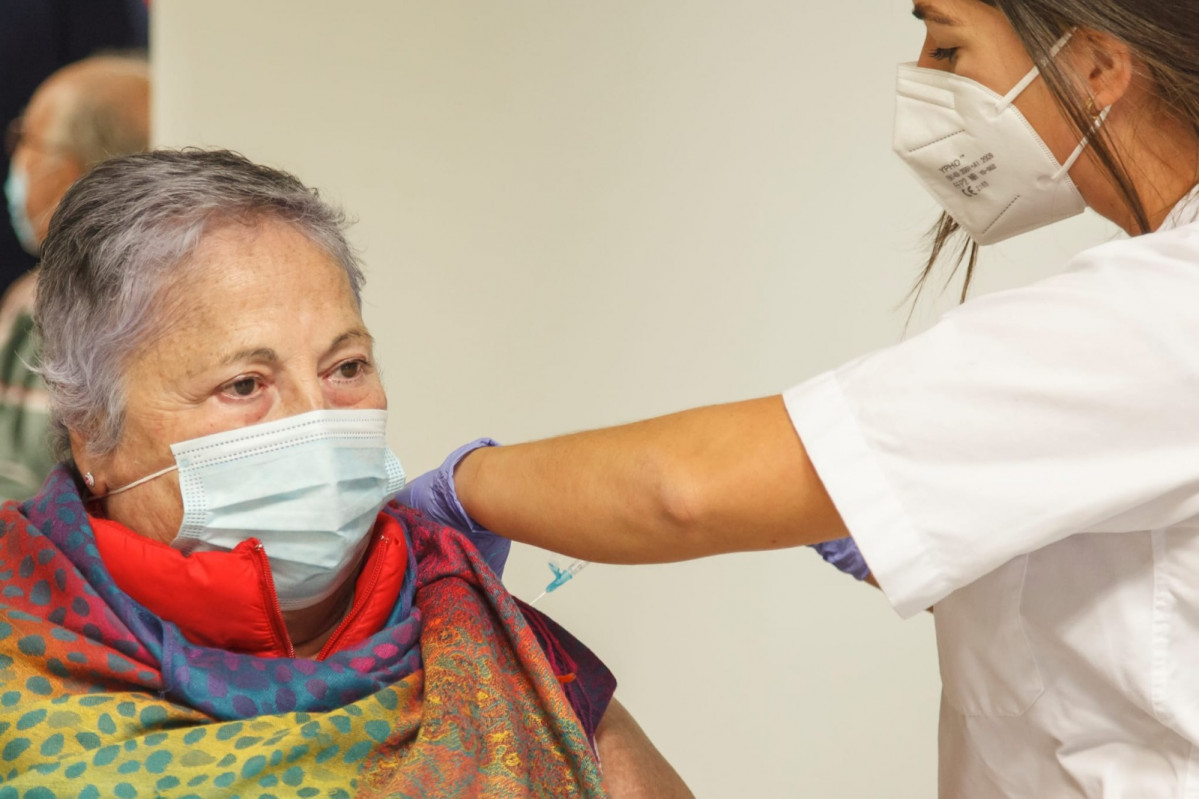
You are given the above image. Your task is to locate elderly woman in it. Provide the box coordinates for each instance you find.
[0,149,688,796]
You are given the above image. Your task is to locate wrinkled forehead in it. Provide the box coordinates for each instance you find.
[156,211,353,292]
[167,215,361,307]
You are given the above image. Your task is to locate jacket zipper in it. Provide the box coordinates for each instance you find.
[250,540,295,658]
[316,533,390,661]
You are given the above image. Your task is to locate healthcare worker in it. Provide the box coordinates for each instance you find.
[400,0,1199,794]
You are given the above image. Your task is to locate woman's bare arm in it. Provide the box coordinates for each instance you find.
[456,395,847,564]
[595,697,693,798]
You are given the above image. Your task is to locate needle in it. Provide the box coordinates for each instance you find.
[529,559,591,605]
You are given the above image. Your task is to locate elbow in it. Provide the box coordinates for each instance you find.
[635,450,714,562]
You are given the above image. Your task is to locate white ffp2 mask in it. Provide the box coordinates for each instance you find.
[105,408,406,611]
[892,39,1102,245]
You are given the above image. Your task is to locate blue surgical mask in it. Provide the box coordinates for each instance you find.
[4,166,40,255]
[104,408,406,610]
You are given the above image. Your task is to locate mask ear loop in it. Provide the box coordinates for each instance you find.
[994,28,1078,113]
[1051,105,1110,181]
[989,27,1102,182]
[88,463,179,501]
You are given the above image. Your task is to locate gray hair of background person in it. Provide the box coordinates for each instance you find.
[51,54,151,168]
[35,148,366,462]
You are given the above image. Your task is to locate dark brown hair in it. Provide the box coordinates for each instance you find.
[912,0,1199,305]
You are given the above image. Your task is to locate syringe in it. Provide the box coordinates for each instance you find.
[530,559,590,605]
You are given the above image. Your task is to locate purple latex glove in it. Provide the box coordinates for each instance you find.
[394,437,511,578]
[810,536,871,580]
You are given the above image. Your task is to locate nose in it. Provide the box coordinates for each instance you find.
[275,375,330,419]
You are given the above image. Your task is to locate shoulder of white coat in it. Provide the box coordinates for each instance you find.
[929,225,1199,337]
[1008,223,1199,342]
[1063,222,1199,282]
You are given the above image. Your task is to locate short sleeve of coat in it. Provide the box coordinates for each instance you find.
[784,225,1199,617]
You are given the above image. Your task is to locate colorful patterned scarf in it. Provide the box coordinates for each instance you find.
[0,467,613,796]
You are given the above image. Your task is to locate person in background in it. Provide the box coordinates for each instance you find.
[0,0,148,295]
[0,54,150,500]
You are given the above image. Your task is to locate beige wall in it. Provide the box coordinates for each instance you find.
[152,2,1117,795]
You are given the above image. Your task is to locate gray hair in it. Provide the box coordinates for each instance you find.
[35,148,365,461]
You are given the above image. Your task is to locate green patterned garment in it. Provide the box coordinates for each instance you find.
[0,272,55,501]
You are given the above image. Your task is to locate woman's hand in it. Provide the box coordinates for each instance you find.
[811,536,872,580]
[394,437,511,577]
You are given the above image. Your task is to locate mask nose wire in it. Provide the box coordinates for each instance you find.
[92,463,180,500]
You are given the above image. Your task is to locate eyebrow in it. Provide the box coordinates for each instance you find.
[216,330,374,369]
[329,329,374,352]
[219,346,279,368]
[912,2,961,25]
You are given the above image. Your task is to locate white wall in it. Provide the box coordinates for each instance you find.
[152,2,1119,795]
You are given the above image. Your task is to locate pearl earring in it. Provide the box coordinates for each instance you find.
[83,472,95,488]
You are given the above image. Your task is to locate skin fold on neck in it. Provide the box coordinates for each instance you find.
[284,574,357,657]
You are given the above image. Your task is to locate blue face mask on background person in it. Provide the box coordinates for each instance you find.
[4,166,40,255]
[103,408,407,611]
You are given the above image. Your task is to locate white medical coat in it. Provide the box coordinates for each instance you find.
[785,186,1199,798]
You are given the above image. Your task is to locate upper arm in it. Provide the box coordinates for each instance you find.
[655,395,849,556]
[594,696,694,799]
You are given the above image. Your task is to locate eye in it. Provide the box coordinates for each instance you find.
[329,358,371,382]
[220,375,265,399]
[929,47,958,62]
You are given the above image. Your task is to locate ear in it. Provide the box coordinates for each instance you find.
[69,428,108,494]
[1075,29,1134,111]
[34,159,86,243]
[50,158,85,204]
